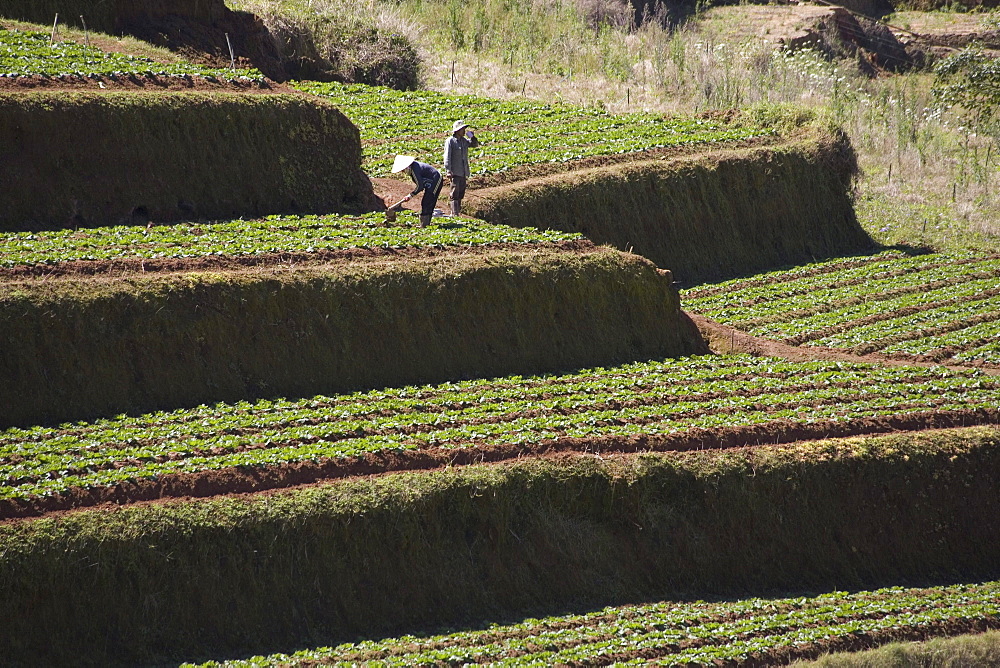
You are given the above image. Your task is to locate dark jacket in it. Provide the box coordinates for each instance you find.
[408,161,442,196]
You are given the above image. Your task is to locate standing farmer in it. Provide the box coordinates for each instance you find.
[392,155,443,228]
[443,120,479,216]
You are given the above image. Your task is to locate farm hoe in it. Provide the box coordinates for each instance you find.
[384,197,408,224]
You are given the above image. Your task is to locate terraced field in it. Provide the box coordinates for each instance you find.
[0,211,580,272]
[295,81,766,177]
[3,355,997,518]
[0,21,998,666]
[188,581,1000,667]
[683,250,1000,367]
[0,27,262,81]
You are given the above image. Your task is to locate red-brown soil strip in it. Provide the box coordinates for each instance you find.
[2,408,997,522]
[0,239,598,281]
[465,134,784,190]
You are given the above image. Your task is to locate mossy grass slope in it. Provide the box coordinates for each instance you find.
[0,91,380,231]
[0,246,690,427]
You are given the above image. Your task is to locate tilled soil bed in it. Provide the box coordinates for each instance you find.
[3,408,998,521]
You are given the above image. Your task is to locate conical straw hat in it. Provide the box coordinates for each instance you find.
[391,155,416,173]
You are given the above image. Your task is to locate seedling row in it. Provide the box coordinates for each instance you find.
[0,28,262,81]
[295,81,764,176]
[186,580,1000,666]
[3,356,998,502]
[0,212,580,267]
[682,251,1000,365]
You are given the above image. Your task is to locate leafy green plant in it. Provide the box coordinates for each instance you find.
[295,81,764,175]
[3,355,997,502]
[933,48,1000,143]
[0,212,580,267]
[183,580,1000,666]
[683,250,1000,365]
[0,28,263,80]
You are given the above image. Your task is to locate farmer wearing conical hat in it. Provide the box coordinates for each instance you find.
[443,120,479,217]
[392,155,443,228]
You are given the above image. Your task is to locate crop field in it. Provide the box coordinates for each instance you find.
[187,581,1000,666]
[0,212,579,268]
[0,28,262,80]
[3,355,998,515]
[294,81,765,176]
[682,250,1000,367]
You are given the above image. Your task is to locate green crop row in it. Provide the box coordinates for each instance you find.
[294,81,765,176]
[185,580,1000,666]
[3,356,998,501]
[682,251,952,303]
[0,28,262,80]
[0,212,581,266]
[687,253,1000,323]
[748,276,999,340]
[682,251,1000,365]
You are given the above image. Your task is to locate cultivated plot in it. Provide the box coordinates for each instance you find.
[0,27,262,81]
[296,81,765,176]
[0,212,580,268]
[3,355,998,514]
[683,250,1000,367]
[185,581,1000,666]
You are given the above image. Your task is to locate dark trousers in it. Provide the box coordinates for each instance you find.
[421,172,444,216]
[449,175,468,202]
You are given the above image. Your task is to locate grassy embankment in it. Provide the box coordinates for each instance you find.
[3,426,999,666]
[226,0,421,87]
[0,244,692,428]
[0,91,380,230]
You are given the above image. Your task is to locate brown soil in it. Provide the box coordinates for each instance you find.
[3,408,997,522]
[698,5,912,74]
[889,13,1000,57]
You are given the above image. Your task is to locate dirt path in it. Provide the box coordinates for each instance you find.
[369,132,784,208]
